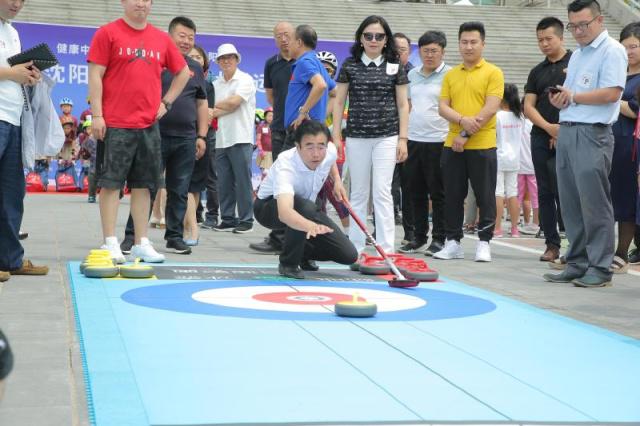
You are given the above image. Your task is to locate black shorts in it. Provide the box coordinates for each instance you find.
[97,124,164,190]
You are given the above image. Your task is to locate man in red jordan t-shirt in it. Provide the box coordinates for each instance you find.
[87,0,190,263]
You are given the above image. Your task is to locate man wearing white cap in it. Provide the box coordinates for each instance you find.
[211,43,257,234]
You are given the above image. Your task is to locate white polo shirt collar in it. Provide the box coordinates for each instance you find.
[361,53,384,67]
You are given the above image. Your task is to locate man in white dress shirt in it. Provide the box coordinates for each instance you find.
[254,120,357,279]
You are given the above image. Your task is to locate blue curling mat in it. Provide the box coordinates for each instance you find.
[68,262,640,426]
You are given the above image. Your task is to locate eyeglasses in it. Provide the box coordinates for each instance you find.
[566,15,600,32]
[421,48,442,56]
[363,32,386,42]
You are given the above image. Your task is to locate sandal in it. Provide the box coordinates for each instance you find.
[610,255,629,274]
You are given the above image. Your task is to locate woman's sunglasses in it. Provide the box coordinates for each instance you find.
[362,32,386,42]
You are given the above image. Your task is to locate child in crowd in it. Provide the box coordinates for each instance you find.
[59,97,78,129]
[78,97,92,133]
[518,116,540,234]
[78,119,98,203]
[256,107,274,176]
[56,116,79,191]
[495,83,523,238]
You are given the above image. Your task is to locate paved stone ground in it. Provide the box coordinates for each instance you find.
[0,193,638,426]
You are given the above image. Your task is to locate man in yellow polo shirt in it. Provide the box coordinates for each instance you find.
[435,21,504,262]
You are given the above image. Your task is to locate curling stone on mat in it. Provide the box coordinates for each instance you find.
[342,198,419,288]
[80,257,115,273]
[335,293,377,318]
[359,260,391,275]
[395,259,439,282]
[89,249,111,256]
[403,267,439,282]
[83,262,119,278]
[119,258,154,279]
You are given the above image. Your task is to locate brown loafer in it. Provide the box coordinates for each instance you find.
[10,260,49,276]
[539,245,560,262]
[0,271,9,282]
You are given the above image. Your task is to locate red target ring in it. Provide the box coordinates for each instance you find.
[253,291,366,305]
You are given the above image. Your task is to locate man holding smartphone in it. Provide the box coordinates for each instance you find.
[523,17,572,263]
[545,0,626,287]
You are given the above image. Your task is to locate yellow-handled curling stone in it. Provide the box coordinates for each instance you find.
[119,258,154,279]
[83,261,119,278]
[334,293,377,318]
[80,253,115,273]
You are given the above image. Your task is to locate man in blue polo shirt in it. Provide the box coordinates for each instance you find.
[284,24,336,136]
[545,0,627,287]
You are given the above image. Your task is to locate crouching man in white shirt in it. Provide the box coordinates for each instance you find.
[254,120,357,279]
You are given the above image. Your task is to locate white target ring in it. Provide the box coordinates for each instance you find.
[192,285,426,313]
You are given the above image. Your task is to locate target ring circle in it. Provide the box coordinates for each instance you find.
[121,280,496,321]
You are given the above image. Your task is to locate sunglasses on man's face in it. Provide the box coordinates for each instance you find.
[363,32,386,42]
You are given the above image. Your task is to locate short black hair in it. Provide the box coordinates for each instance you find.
[394,32,411,45]
[458,21,485,41]
[169,16,197,33]
[620,22,640,43]
[293,120,331,145]
[567,0,601,15]
[295,25,318,50]
[418,30,447,48]
[536,16,564,37]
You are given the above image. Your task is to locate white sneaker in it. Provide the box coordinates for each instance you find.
[101,243,126,264]
[433,239,464,260]
[475,241,492,262]
[131,242,165,263]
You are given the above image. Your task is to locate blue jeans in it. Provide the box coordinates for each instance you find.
[0,121,25,270]
[215,143,254,226]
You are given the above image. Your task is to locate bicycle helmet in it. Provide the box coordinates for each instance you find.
[59,97,74,106]
[316,51,338,69]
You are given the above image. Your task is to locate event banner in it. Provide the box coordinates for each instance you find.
[14,21,355,112]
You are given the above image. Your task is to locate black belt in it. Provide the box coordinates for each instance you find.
[559,121,609,128]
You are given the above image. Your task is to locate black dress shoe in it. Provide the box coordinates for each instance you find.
[278,263,304,279]
[249,238,282,254]
[300,259,319,271]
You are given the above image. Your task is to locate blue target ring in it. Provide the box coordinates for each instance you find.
[121,281,496,321]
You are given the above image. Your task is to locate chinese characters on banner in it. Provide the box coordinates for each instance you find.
[15,21,352,111]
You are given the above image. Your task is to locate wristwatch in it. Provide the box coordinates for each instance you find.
[298,106,309,116]
[197,135,207,141]
[162,99,173,111]
[460,130,470,138]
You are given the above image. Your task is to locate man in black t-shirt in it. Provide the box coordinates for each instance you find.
[523,17,571,263]
[264,21,296,161]
[249,21,296,254]
[121,16,208,258]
